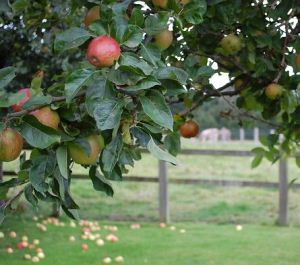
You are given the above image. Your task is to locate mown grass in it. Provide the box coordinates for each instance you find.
[1,216,300,265]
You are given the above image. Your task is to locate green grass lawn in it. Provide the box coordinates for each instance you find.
[1,217,300,265]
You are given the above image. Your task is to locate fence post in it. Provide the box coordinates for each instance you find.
[254,127,259,143]
[239,128,245,141]
[158,160,169,223]
[277,157,288,226]
[0,162,3,183]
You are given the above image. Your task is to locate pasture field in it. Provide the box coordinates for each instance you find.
[1,216,300,265]
[2,141,300,224]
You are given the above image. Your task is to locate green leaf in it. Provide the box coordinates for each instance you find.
[12,0,29,13]
[129,8,144,27]
[251,154,263,168]
[295,157,300,168]
[108,69,144,86]
[140,44,161,66]
[122,25,144,48]
[126,76,161,91]
[147,137,177,165]
[88,21,107,36]
[89,166,114,196]
[24,184,38,207]
[85,77,116,116]
[23,95,52,110]
[120,53,153,76]
[140,90,173,131]
[0,178,24,200]
[101,135,123,174]
[154,67,188,85]
[0,67,16,90]
[93,99,124,130]
[29,155,56,193]
[61,206,79,220]
[56,146,69,179]
[0,92,25,108]
[164,132,181,156]
[65,69,94,103]
[183,0,207,24]
[54,27,91,52]
[20,115,61,149]
[195,66,215,79]
[145,12,169,34]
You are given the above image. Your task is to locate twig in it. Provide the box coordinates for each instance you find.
[7,91,86,118]
[4,189,24,209]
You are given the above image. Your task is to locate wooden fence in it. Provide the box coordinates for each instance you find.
[0,149,295,226]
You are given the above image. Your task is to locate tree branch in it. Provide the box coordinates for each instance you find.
[6,91,86,119]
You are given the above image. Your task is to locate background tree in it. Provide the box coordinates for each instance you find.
[0,0,299,223]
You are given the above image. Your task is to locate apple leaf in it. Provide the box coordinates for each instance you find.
[140,90,173,131]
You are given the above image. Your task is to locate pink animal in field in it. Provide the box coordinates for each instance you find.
[199,127,231,142]
[200,128,219,142]
[219,127,231,141]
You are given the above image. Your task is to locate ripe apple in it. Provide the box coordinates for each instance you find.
[87,35,121,67]
[70,221,76,228]
[152,0,168,8]
[170,226,176,231]
[37,252,45,259]
[106,234,119,243]
[296,53,300,71]
[12,88,31,112]
[6,247,14,254]
[179,120,199,138]
[69,236,76,242]
[36,248,43,253]
[30,106,60,129]
[31,256,40,263]
[159,222,166,228]
[17,242,26,250]
[0,232,4,238]
[180,229,186,233]
[9,231,17,238]
[103,257,112,264]
[265,83,283,100]
[24,254,31,260]
[236,224,243,231]
[28,244,35,249]
[115,256,124,263]
[22,236,28,242]
[0,128,23,162]
[154,30,173,50]
[220,34,242,54]
[96,239,104,246]
[68,134,104,165]
[33,239,40,245]
[84,6,100,27]
[130,223,140,229]
[81,243,89,251]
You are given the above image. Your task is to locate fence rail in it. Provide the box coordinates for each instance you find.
[0,148,292,226]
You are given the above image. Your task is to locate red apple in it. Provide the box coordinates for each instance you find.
[30,106,60,129]
[12,88,31,112]
[87,35,121,67]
